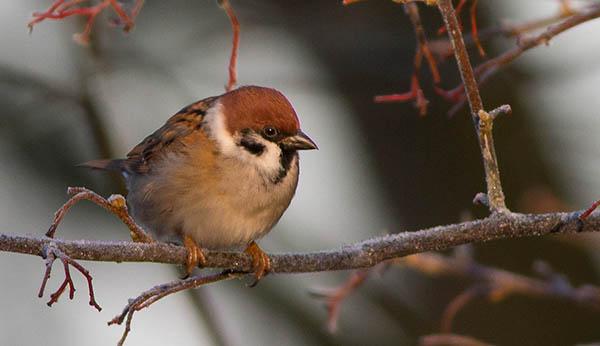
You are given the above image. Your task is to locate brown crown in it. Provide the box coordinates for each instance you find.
[219,85,300,135]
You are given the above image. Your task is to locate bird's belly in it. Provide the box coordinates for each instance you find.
[126,171,295,250]
[179,198,286,249]
[125,146,299,250]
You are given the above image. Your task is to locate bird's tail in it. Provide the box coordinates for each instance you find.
[78,159,125,172]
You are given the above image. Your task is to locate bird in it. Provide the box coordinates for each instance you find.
[82,85,317,282]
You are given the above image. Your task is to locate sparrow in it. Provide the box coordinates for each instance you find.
[82,85,317,282]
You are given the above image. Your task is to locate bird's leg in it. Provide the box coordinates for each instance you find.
[183,234,207,277]
[244,241,271,287]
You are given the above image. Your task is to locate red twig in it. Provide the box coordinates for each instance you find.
[29,0,143,44]
[395,252,600,333]
[311,269,371,333]
[444,3,600,114]
[470,0,485,57]
[434,84,465,104]
[106,0,134,30]
[372,2,597,120]
[437,0,467,35]
[440,285,488,332]
[435,0,485,57]
[579,200,600,221]
[219,0,240,92]
[38,244,102,311]
[375,74,429,116]
[428,2,582,63]
[342,0,368,5]
[312,243,600,334]
[374,3,436,116]
[405,3,441,84]
[311,263,389,333]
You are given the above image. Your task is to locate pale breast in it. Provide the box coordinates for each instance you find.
[125,133,299,249]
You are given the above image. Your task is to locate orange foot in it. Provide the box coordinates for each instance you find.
[244,241,271,287]
[183,235,207,277]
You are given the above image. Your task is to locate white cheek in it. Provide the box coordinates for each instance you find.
[204,101,282,178]
[247,140,282,177]
[204,102,238,154]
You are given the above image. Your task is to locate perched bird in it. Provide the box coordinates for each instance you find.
[83,86,317,281]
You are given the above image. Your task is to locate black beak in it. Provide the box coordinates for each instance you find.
[280,130,318,151]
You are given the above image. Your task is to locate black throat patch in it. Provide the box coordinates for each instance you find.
[274,149,297,184]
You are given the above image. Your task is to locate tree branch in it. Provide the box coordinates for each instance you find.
[439,3,600,117]
[395,251,600,332]
[437,0,507,214]
[474,4,600,88]
[1,210,597,273]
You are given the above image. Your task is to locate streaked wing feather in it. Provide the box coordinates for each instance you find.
[123,97,216,174]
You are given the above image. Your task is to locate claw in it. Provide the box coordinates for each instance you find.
[183,235,206,278]
[244,241,271,287]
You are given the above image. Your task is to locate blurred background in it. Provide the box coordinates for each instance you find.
[1,0,600,345]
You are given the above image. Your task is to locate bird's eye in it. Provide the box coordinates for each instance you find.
[262,126,279,138]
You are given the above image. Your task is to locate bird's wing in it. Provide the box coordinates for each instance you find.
[123,96,217,174]
[81,96,216,175]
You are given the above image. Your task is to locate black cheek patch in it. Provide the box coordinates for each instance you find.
[240,138,265,156]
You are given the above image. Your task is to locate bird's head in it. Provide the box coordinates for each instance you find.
[205,86,317,182]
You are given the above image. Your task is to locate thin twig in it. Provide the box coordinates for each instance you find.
[579,200,600,221]
[219,0,240,92]
[46,187,153,243]
[375,3,437,116]
[405,1,441,83]
[310,263,388,333]
[437,0,508,214]
[474,4,600,90]
[417,1,584,61]
[108,270,243,345]
[501,3,577,38]
[441,4,600,116]
[29,0,143,44]
[37,243,102,311]
[394,251,600,332]
[470,0,484,57]
[487,104,511,120]
[440,284,489,333]
[314,242,600,333]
